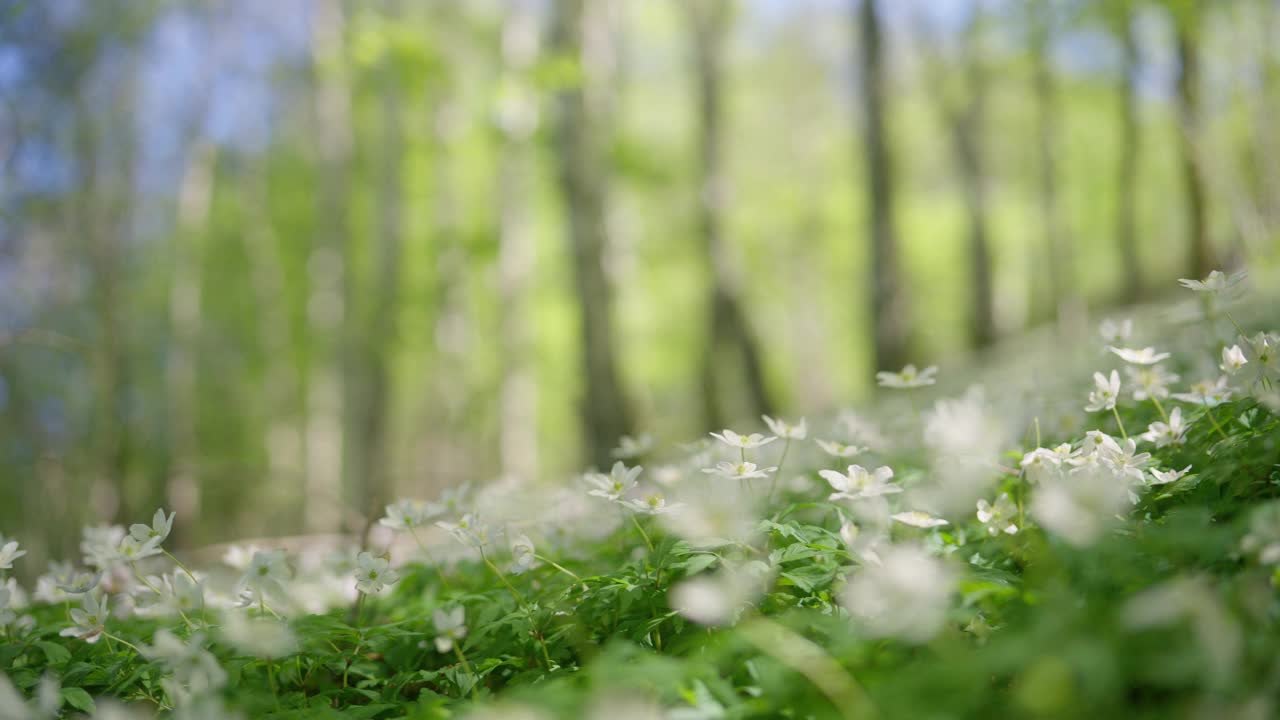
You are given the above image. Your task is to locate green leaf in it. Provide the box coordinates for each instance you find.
[36,641,71,665]
[61,687,96,715]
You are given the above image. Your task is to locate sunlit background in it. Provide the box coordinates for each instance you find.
[2,0,1277,566]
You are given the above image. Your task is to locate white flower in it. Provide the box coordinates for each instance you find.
[585,461,643,501]
[876,364,938,389]
[702,461,775,481]
[509,534,540,575]
[1177,269,1244,293]
[658,485,759,548]
[612,434,654,459]
[353,552,400,595]
[0,541,26,571]
[1125,365,1180,401]
[129,508,175,547]
[620,494,683,516]
[976,494,1018,536]
[81,525,126,569]
[709,429,777,450]
[819,464,901,501]
[1246,332,1280,375]
[1139,408,1187,448]
[1148,465,1192,486]
[1108,346,1171,365]
[1220,345,1248,375]
[840,544,955,643]
[239,549,291,601]
[138,572,203,617]
[668,560,772,626]
[891,511,949,529]
[437,513,491,550]
[1085,370,1121,412]
[1030,463,1132,546]
[379,499,441,531]
[53,567,102,595]
[117,535,162,564]
[433,607,467,653]
[762,416,807,440]
[839,521,886,566]
[815,439,868,458]
[1171,376,1232,407]
[141,630,226,695]
[1099,318,1133,344]
[1101,437,1153,483]
[59,592,108,643]
[221,614,296,659]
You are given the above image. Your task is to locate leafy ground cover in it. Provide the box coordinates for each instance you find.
[3,270,1280,719]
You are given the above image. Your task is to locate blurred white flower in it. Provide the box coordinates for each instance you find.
[1126,365,1179,401]
[1241,502,1280,565]
[0,541,27,571]
[1177,269,1244,294]
[840,543,955,643]
[1220,345,1248,375]
[815,439,868,458]
[876,364,937,389]
[1148,465,1192,486]
[701,461,775,481]
[621,493,683,516]
[1030,462,1132,546]
[1139,408,1187,448]
[141,630,226,695]
[820,464,901,501]
[839,520,886,566]
[379,499,441,531]
[709,429,777,450]
[509,534,540,574]
[138,572,203,617]
[1084,370,1121,412]
[354,552,400,595]
[668,560,772,626]
[433,607,467,652]
[612,434,654,459]
[584,461,642,501]
[658,485,758,548]
[762,416,807,440]
[1099,317,1133,344]
[117,535,162,564]
[976,494,1018,536]
[891,511,949,529]
[238,549,291,603]
[129,508,175,547]
[436,513,491,551]
[81,525,126,569]
[59,592,108,643]
[53,566,102,596]
[1171,376,1232,407]
[221,613,296,659]
[1108,346,1171,365]
[1246,332,1280,376]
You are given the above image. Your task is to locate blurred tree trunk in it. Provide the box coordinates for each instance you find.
[688,0,773,430]
[496,0,540,479]
[1174,14,1212,278]
[1114,6,1143,301]
[1029,5,1072,325]
[308,0,353,533]
[855,0,910,372]
[930,12,995,349]
[165,139,214,547]
[549,0,633,469]
[349,12,406,525]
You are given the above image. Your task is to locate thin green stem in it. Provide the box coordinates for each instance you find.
[533,553,580,581]
[1224,310,1248,340]
[738,617,877,720]
[1150,395,1169,423]
[630,513,655,553]
[1202,402,1231,442]
[102,632,144,656]
[162,549,199,585]
[1111,406,1129,441]
[769,438,792,505]
[453,644,478,699]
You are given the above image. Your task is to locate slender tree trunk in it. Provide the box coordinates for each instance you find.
[951,18,996,349]
[308,0,352,533]
[1115,11,1143,300]
[496,0,540,479]
[166,140,214,547]
[353,18,406,520]
[1175,19,1212,278]
[549,0,633,469]
[1030,8,1069,325]
[856,0,909,373]
[688,0,772,430]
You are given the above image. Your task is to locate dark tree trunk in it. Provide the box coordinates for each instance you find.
[951,17,996,349]
[1115,11,1143,301]
[1175,20,1212,278]
[550,0,633,469]
[1030,6,1070,324]
[688,0,773,430]
[856,0,910,372]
